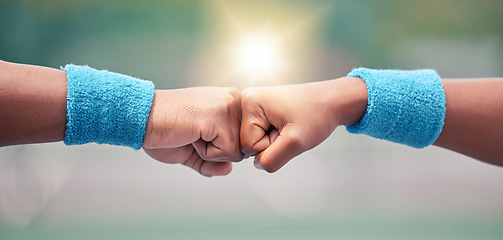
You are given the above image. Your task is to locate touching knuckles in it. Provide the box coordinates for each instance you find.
[240,88,262,107]
[151,87,292,171]
[226,87,241,100]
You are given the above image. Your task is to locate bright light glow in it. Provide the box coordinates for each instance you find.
[230,32,285,81]
[191,1,330,87]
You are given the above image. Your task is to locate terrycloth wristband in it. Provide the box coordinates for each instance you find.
[62,65,155,150]
[346,68,446,148]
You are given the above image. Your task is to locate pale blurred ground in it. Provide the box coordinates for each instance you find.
[1,0,503,239]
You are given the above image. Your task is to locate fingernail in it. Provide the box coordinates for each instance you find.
[254,159,264,170]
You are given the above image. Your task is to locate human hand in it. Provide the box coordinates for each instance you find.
[142,87,244,176]
[240,77,367,172]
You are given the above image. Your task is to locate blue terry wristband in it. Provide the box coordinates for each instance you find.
[62,65,155,150]
[346,68,446,148]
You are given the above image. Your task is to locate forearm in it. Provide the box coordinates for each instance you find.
[340,70,503,166]
[0,60,67,146]
[434,78,503,166]
[0,61,155,150]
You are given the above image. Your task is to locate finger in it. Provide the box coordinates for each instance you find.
[227,87,241,101]
[250,128,280,161]
[193,136,242,162]
[193,91,244,162]
[181,148,233,176]
[144,145,232,177]
[143,145,194,165]
[231,89,244,161]
[255,127,307,173]
[200,161,233,176]
[240,90,273,156]
[219,88,243,161]
[202,99,244,161]
[269,128,279,143]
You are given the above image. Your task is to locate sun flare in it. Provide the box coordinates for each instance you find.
[230,32,285,80]
[191,1,329,87]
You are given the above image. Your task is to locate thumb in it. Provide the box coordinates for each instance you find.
[254,126,306,173]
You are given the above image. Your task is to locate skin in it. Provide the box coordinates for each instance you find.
[434,79,503,166]
[240,77,368,172]
[240,76,503,173]
[142,87,244,177]
[0,60,243,177]
[2,60,502,175]
[0,60,67,145]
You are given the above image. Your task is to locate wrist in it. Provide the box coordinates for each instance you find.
[63,65,155,150]
[143,90,158,149]
[345,68,446,148]
[327,77,368,126]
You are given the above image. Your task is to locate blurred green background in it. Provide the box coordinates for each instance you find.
[1,0,503,239]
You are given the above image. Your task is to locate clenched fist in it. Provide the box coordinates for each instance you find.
[240,77,368,172]
[143,87,244,176]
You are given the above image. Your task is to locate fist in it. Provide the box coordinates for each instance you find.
[240,82,339,172]
[143,87,244,176]
[240,78,367,173]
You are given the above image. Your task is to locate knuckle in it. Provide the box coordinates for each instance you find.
[241,88,261,104]
[223,95,239,111]
[214,97,236,116]
[220,144,238,156]
[198,121,216,137]
[226,153,244,163]
[226,87,240,97]
[221,88,239,105]
[283,130,304,149]
[222,145,244,162]
[200,143,238,161]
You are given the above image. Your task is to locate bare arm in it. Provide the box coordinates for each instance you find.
[434,78,503,166]
[0,60,67,146]
[240,77,368,172]
[0,60,242,176]
[240,76,503,172]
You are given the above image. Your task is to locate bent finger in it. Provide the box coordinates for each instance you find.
[182,151,233,176]
[143,145,194,164]
[255,128,307,173]
[240,93,272,155]
[193,137,243,162]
